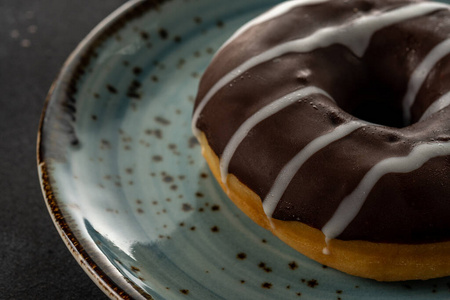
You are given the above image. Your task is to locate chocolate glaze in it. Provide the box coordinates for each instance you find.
[193,0,450,243]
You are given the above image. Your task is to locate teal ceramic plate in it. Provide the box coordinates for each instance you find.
[37,0,450,299]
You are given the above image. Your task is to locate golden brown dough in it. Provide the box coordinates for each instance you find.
[200,132,450,281]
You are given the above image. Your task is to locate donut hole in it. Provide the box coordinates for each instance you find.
[311,45,410,128]
[335,13,450,129]
[349,81,405,128]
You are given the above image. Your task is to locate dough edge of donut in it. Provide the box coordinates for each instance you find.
[198,132,450,282]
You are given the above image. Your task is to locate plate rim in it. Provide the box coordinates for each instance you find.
[36,1,168,299]
[35,0,450,298]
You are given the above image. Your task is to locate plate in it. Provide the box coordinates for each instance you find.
[37,0,450,299]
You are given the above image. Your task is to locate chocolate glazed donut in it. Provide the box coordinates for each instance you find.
[192,0,450,281]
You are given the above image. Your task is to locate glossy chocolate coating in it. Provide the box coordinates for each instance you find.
[194,0,450,243]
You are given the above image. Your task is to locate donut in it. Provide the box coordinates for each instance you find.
[192,0,450,281]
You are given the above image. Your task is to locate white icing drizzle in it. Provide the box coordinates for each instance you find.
[192,2,447,137]
[419,90,450,121]
[219,86,332,183]
[194,0,450,253]
[403,38,450,124]
[217,0,330,53]
[321,141,450,246]
[262,121,364,218]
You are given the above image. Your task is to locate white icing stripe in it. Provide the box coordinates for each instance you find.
[321,141,450,241]
[217,0,330,53]
[262,121,364,218]
[419,90,450,121]
[192,2,447,137]
[403,38,450,124]
[219,86,333,183]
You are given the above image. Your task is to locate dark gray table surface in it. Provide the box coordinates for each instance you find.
[0,1,126,299]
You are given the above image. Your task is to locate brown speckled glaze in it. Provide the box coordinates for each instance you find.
[37,1,170,299]
[38,0,450,298]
